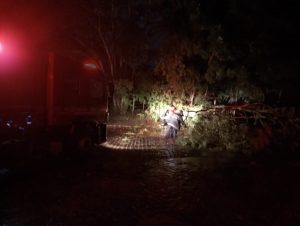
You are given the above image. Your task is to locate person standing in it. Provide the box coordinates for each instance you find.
[161,105,184,145]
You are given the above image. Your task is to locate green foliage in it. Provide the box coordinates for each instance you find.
[143,79,209,122]
[193,93,209,106]
[144,83,173,121]
[178,115,250,151]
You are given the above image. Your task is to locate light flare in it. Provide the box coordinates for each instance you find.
[84,63,98,70]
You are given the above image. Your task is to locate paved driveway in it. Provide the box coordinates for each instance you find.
[99,123,195,158]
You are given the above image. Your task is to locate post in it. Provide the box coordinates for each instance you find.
[46,52,54,126]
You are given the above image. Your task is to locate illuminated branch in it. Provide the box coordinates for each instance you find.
[186,103,283,125]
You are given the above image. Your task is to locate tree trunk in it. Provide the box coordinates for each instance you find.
[189,89,195,106]
[132,97,135,115]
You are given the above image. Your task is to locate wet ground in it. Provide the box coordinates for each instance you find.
[0,124,300,226]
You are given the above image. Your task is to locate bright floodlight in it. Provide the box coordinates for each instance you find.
[0,41,3,53]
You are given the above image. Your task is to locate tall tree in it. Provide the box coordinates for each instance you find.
[52,0,153,111]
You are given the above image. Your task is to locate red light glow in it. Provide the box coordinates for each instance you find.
[0,41,3,53]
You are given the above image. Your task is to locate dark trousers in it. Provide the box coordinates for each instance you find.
[166,125,177,144]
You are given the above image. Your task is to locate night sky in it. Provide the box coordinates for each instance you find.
[1,1,299,53]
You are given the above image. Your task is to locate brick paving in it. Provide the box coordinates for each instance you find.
[99,123,197,158]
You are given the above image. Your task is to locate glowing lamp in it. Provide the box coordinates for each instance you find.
[0,41,3,53]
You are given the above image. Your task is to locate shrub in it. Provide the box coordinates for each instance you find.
[178,114,250,152]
